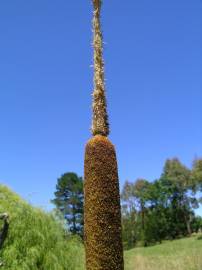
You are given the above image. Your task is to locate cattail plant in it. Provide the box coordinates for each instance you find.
[84,0,124,269]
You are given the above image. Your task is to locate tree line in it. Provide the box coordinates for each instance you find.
[121,158,202,249]
[52,158,202,249]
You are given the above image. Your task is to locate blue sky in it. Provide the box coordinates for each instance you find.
[0,1,201,213]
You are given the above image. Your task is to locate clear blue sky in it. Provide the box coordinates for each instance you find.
[0,1,201,213]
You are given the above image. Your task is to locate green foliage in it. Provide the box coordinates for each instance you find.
[122,205,137,250]
[192,158,202,190]
[192,216,202,233]
[52,172,84,236]
[121,158,201,249]
[121,180,151,247]
[0,185,84,270]
[160,158,196,237]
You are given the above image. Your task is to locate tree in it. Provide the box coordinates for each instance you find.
[52,173,84,236]
[160,158,195,236]
[121,181,138,249]
[191,215,202,233]
[121,181,136,213]
[121,179,156,247]
[133,179,150,246]
[143,181,168,243]
[121,158,202,248]
[191,158,202,190]
[84,0,124,269]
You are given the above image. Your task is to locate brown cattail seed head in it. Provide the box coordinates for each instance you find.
[84,135,124,270]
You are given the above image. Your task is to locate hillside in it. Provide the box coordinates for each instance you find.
[125,236,202,270]
[0,185,84,270]
[1,184,202,270]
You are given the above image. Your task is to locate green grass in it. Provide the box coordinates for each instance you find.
[124,236,202,270]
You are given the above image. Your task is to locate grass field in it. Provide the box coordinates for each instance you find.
[124,236,202,270]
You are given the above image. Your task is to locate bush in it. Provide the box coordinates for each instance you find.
[0,185,84,270]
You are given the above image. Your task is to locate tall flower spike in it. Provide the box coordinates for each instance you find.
[91,0,109,136]
[84,1,124,269]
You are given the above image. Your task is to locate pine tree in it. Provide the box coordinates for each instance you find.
[52,173,84,236]
[84,1,124,269]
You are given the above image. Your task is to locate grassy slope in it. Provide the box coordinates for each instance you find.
[125,236,202,270]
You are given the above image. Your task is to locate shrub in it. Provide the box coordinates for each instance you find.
[0,185,84,270]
